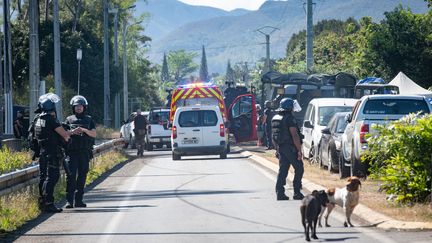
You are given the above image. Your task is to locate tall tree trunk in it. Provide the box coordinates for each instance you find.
[45,0,49,21]
[72,0,82,32]
[17,0,22,18]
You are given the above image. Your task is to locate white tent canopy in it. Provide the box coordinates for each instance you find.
[389,72,432,97]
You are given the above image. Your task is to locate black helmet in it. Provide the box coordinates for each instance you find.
[39,93,60,112]
[70,95,88,113]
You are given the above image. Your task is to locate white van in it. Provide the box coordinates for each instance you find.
[171,106,228,160]
[302,98,357,164]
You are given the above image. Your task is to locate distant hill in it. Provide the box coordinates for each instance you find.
[137,0,250,41]
[142,0,429,74]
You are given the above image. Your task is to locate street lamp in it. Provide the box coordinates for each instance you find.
[76,48,82,94]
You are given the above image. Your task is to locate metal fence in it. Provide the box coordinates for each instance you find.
[0,138,125,196]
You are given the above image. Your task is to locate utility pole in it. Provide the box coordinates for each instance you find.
[29,0,40,122]
[3,0,13,134]
[109,6,119,67]
[306,0,314,71]
[103,0,111,127]
[53,0,63,120]
[256,26,279,107]
[0,23,3,137]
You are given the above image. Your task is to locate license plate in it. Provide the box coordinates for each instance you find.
[182,139,198,144]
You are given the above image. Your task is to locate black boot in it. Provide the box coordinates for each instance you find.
[293,192,304,200]
[44,203,63,213]
[74,201,87,207]
[276,193,289,201]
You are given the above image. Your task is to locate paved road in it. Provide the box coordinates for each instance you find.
[10,149,432,243]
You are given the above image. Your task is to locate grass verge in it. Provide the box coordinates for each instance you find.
[0,150,127,234]
[0,148,33,174]
[242,145,432,223]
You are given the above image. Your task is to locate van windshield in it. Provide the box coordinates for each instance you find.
[319,106,353,126]
[363,99,429,115]
[179,110,218,127]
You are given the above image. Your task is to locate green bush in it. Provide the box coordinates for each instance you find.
[364,113,432,204]
[0,148,33,175]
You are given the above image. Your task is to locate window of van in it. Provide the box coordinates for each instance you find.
[363,99,429,115]
[178,110,218,127]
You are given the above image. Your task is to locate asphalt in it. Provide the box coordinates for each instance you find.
[238,149,432,231]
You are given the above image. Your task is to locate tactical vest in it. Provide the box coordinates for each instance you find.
[271,114,291,145]
[65,114,95,152]
[35,114,62,154]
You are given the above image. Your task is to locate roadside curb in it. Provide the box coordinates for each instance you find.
[240,150,432,231]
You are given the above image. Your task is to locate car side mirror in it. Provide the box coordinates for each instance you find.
[303,120,313,129]
[321,127,331,134]
[345,114,352,123]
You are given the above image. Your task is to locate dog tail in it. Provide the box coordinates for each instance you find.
[327,188,336,196]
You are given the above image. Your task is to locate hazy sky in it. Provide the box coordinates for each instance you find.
[178,0,267,11]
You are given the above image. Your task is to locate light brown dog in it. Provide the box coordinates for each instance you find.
[318,176,361,227]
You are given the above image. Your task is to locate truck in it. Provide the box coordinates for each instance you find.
[169,82,257,143]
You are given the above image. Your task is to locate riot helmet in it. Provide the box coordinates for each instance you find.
[279,98,301,112]
[39,93,60,112]
[70,95,88,113]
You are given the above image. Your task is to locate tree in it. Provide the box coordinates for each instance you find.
[225,60,235,87]
[167,50,198,82]
[161,53,170,83]
[199,45,208,81]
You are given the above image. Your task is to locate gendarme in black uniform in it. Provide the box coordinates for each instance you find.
[64,95,96,208]
[271,98,304,201]
[34,93,69,213]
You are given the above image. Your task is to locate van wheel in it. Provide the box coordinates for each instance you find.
[339,154,350,179]
[220,152,227,159]
[172,153,181,160]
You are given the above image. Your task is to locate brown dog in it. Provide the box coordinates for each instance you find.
[318,176,361,227]
[300,190,329,241]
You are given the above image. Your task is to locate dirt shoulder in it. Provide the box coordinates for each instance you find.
[238,144,432,224]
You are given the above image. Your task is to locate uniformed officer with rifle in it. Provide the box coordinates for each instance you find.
[271,98,305,201]
[64,95,96,208]
[34,93,71,213]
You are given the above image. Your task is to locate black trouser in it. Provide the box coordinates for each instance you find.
[42,153,61,204]
[265,125,273,148]
[275,143,304,195]
[66,151,90,204]
[38,155,47,198]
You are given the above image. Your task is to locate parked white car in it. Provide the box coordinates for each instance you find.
[341,95,432,177]
[171,105,228,160]
[302,98,358,164]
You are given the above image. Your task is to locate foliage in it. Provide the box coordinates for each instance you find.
[0,148,32,175]
[364,114,432,204]
[0,150,126,234]
[95,125,118,140]
[277,7,432,89]
[167,50,198,82]
[225,60,235,85]
[10,0,160,125]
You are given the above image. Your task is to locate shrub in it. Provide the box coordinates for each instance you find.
[364,113,432,204]
[0,148,33,175]
[95,125,119,140]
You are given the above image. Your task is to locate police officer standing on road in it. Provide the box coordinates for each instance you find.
[64,95,96,208]
[133,108,147,156]
[271,98,304,201]
[34,93,70,212]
